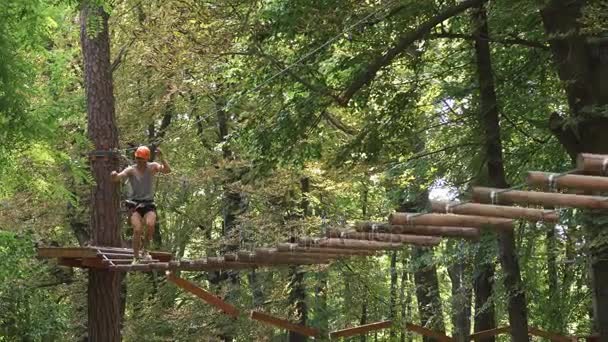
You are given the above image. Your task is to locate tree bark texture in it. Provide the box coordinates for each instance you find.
[472,4,529,341]
[289,177,311,342]
[413,247,446,342]
[80,2,121,341]
[448,252,472,342]
[541,2,608,338]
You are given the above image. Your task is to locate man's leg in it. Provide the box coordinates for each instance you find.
[130,212,144,259]
[143,210,156,253]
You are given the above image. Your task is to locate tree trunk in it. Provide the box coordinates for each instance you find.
[541,1,608,338]
[448,248,472,342]
[360,301,368,342]
[389,251,398,339]
[473,236,496,342]
[545,222,562,331]
[472,4,529,341]
[216,97,244,342]
[413,247,446,342]
[80,2,121,341]
[289,177,311,342]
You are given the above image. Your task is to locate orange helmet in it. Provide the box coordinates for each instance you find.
[134,146,150,161]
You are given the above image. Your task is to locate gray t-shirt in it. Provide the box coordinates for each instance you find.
[126,163,159,201]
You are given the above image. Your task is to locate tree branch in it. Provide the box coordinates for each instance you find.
[321,110,357,136]
[111,37,136,73]
[339,0,486,105]
[428,32,549,50]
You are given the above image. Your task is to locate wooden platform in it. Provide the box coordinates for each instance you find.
[37,246,334,272]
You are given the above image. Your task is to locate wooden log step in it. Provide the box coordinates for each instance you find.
[576,153,608,174]
[297,238,403,250]
[250,311,319,337]
[38,247,98,259]
[329,320,392,338]
[326,230,441,246]
[355,222,480,239]
[276,243,376,256]
[389,213,513,230]
[527,171,608,192]
[253,248,347,259]
[473,186,608,210]
[429,201,558,223]
[166,272,240,317]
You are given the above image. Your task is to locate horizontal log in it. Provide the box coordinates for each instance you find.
[405,323,453,342]
[470,326,510,340]
[254,248,350,259]
[250,311,319,337]
[327,230,441,246]
[166,272,240,317]
[430,201,558,223]
[229,252,330,264]
[527,171,608,193]
[356,222,480,239]
[298,238,404,250]
[329,320,392,338]
[389,213,513,230]
[576,153,608,174]
[276,243,376,256]
[473,186,608,210]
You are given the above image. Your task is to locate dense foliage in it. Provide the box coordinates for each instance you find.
[1,0,607,340]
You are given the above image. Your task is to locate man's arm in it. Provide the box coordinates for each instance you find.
[111,167,131,182]
[154,148,171,174]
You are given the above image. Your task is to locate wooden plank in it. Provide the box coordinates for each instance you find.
[473,186,608,210]
[166,272,240,317]
[356,222,480,239]
[57,258,84,268]
[330,320,392,338]
[250,311,319,337]
[430,201,558,223]
[38,247,98,259]
[390,213,513,230]
[470,326,510,340]
[405,323,453,342]
[527,171,608,193]
[99,252,133,259]
[327,230,441,246]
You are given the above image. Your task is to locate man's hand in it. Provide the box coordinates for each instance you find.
[155,147,163,160]
[111,171,119,182]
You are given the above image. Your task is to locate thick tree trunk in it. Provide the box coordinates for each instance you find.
[473,237,496,342]
[413,247,446,342]
[541,2,608,338]
[80,2,121,341]
[472,4,529,341]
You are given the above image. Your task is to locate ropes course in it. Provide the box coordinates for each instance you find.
[37,152,608,339]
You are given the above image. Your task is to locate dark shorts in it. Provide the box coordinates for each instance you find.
[125,200,156,217]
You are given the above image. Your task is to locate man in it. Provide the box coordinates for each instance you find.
[111,146,171,262]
